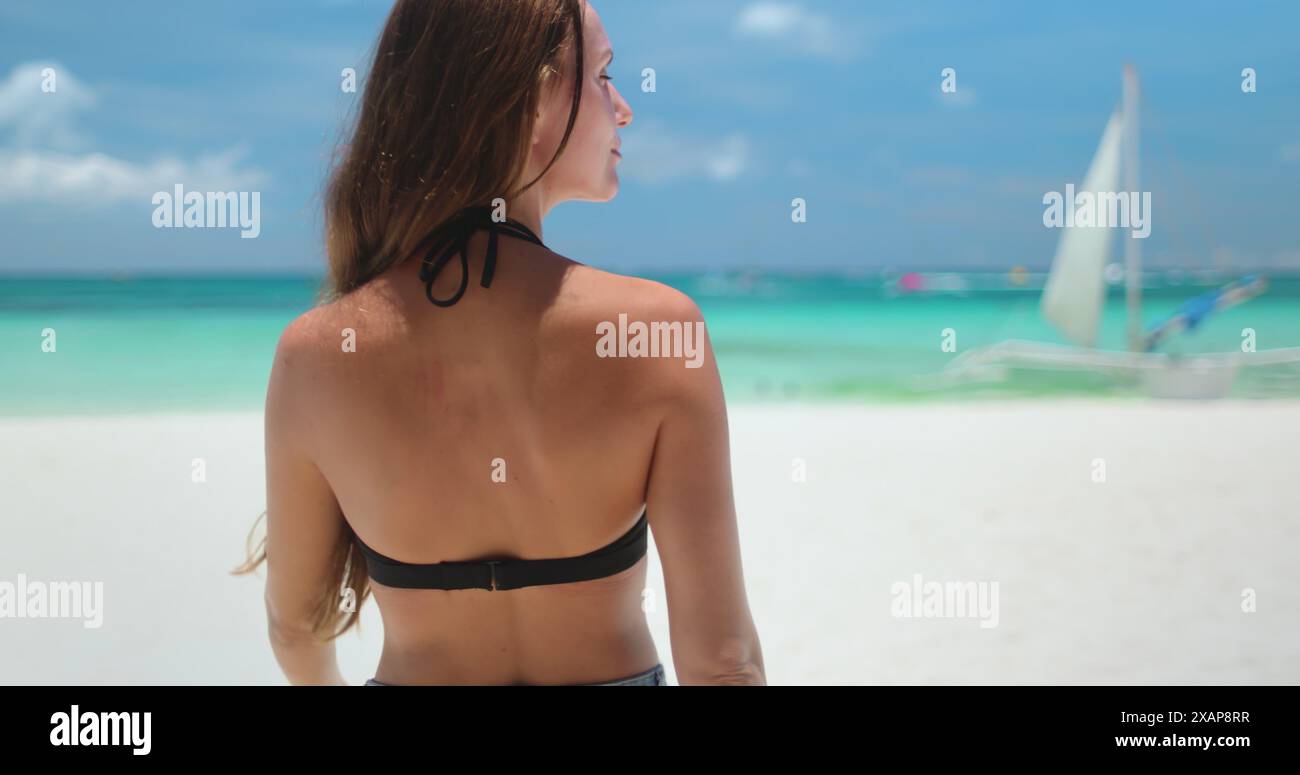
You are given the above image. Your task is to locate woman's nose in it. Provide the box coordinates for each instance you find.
[613,84,633,128]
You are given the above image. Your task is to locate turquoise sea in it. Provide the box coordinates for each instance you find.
[3,270,1300,415]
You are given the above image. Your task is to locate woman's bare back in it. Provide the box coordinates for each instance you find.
[279,235,693,684]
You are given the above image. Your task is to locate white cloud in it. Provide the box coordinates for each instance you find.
[0,61,97,149]
[0,61,267,205]
[0,146,267,204]
[706,135,751,180]
[620,121,751,184]
[734,2,861,60]
[937,87,979,109]
[737,2,805,36]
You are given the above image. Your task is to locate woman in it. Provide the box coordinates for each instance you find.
[235,0,764,686]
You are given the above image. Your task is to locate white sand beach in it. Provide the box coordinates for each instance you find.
[2,400,1298,685]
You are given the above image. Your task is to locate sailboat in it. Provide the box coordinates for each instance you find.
[944,64,1300,399]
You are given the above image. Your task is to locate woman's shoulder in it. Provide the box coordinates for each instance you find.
[267,289,376,389]
[545,263,716,398]
[551,263,704,328]
[273,296,345,356]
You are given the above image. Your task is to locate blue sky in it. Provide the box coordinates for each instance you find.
[0,0,1297,275]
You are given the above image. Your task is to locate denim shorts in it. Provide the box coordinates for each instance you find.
[364,662,667,686]
[587,663,667,686]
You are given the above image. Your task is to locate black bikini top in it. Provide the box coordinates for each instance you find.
[352,508,650,591]
[416,205,546,307]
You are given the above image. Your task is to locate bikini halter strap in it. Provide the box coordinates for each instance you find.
[416,205,546,308]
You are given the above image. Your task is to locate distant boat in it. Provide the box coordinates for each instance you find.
[891,271,969,294]
[944,65,1300,398]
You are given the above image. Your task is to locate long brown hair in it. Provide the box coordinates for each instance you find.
[232,0,587,643]
[324,0,586,301]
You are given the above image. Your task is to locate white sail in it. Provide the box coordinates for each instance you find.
[1040,109,1123,347]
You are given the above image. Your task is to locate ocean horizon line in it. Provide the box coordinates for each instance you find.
[4,266,1300,281]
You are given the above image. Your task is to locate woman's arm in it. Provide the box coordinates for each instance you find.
[642,289,765,685]
[262,318,348,686]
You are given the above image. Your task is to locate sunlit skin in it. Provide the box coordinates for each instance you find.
[262,1,764,685]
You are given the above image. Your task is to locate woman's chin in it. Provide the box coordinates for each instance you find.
[582,181,620,203]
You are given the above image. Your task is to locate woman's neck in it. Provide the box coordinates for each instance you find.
[505,187,550,244]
